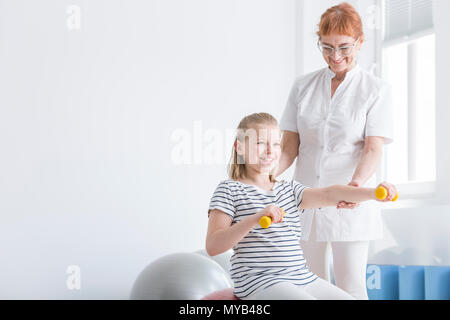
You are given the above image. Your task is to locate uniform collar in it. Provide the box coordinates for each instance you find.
[325,63,360,80]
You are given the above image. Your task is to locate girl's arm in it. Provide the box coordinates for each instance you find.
[206,206,284,256]
[300,182,397,210]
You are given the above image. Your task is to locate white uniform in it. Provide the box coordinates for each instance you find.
[279,64,394,242]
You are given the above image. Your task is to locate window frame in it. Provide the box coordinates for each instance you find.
[376,0,436,202]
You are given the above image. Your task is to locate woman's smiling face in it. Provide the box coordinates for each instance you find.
[319,34,362,74]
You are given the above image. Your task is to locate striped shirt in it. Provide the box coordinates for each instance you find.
[207,179,318,299]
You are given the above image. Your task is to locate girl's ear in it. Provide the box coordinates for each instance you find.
[235,139,245,156]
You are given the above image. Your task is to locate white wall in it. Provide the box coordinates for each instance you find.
[1,0,448,300]
[0,0,296,299]
[434,0,450,202]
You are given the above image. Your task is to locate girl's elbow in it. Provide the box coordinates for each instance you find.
[205,246,217,257]
[205,240,219,257]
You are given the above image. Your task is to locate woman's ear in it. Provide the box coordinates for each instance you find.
[357,36,364,50]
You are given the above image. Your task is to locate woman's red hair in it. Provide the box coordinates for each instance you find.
[317,2,364,40]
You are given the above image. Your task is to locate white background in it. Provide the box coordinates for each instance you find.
[0,0,449,299]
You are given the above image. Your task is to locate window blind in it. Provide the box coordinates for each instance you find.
[384,0,434,44]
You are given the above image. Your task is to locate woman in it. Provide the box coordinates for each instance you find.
[277,2,393,300]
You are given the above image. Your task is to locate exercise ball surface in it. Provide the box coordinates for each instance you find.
[130,252,232,300]
[194,249,233,280]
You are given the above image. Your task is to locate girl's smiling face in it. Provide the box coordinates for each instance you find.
[235,124,281,176]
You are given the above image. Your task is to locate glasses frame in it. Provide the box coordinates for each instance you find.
[317,38,360,57]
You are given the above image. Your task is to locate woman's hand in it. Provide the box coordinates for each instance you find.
[257,205,284,224]
[336,181,360,209]
[375,182,398,202]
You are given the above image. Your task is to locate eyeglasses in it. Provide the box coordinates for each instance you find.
[317,38,360,57]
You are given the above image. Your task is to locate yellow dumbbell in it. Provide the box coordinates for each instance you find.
[259,209,285,229]
[375,186,399,202]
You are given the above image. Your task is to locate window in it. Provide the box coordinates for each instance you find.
[380,0,435,194]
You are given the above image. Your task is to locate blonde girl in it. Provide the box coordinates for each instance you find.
[206,113,396,300]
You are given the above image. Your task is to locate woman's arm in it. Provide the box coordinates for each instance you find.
[351,136,385,185]
[275,131,300,177]
[337,136,385,209]
[206,206,284,256]
[300,182,397,210]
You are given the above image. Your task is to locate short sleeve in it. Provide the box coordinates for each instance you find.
[365,83,394,145]
[279,79,300,133]
[208,181,236,219]
[291,180,309,211]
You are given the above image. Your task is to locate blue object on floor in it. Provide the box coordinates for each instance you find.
[424,266,450,300]
[366,264,399,300]
[398,265,425,300]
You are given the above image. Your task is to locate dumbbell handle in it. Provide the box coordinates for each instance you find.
[375,186,399,202]
[259,209,285,229]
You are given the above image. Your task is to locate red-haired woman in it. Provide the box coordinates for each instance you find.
[277,2,394,300]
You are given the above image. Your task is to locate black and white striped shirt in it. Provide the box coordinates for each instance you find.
[208,179,318,299]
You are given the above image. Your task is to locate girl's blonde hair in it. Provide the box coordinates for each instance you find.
[228,112,279,183]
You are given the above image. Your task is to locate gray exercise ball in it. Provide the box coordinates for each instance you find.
[130,252,232,300]
[194,249,233,282]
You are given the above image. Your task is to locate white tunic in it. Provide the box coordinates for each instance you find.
[279,64,394,242]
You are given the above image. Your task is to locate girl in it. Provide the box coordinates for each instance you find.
[205,113,397,300]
